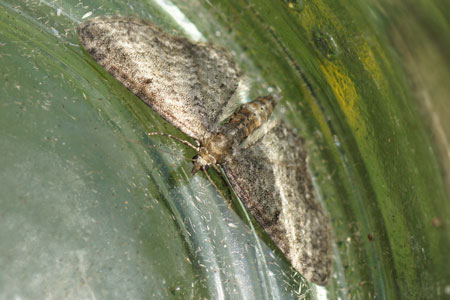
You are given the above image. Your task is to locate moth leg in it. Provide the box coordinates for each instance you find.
[193,139,201,148]
[147,132,200,151]
[212,164,234,208]
[201,166,233,207]
[212,164,222,174]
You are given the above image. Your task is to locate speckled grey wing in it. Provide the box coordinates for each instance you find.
[77,17,240,140]
[222,124,332,285]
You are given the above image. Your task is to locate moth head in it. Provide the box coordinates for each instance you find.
[191,152,214,175]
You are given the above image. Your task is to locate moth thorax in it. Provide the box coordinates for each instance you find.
[204,132,233,163]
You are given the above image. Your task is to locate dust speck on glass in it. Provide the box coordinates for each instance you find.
[77,16,332,285]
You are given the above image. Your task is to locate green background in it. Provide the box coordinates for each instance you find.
[1,0,449,299]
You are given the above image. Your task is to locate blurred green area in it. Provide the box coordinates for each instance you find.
[1,0,449,299]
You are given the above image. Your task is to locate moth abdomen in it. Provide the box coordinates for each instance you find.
[223,95,277,144]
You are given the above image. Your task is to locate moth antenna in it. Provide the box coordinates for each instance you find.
[115,133,191,161]
[147,132,200,152]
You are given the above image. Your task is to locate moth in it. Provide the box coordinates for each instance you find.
[78,16,332,285]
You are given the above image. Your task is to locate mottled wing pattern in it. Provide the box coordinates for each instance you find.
[222,124,332,285]
[78,17,240,140]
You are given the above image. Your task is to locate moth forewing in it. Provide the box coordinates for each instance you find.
[77,16,240,141]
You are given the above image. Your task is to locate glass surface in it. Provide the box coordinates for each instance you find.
[1,0,449,299]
